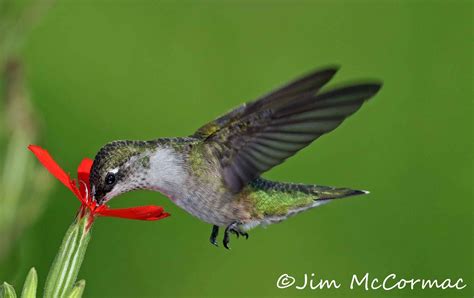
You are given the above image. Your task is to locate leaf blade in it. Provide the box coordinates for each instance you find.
[66,280,85,298]
[0,282,17,298]
[20,268,37,298]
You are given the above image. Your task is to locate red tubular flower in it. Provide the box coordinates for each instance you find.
[28,145,170,223]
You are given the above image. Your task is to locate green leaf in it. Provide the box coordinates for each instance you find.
[44,210,92,298]
[0,282,17,298]
[20,268,37,298]
[66,280,85,298]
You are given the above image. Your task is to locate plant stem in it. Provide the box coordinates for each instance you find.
[44,208,92,298]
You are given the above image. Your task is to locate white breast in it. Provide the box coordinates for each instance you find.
[146,148,187,198]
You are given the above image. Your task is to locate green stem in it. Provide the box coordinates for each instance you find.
[44,209,92,298]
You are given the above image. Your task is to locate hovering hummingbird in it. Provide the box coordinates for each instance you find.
[90,66,381,249]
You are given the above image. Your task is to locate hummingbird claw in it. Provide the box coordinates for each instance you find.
[221,221,249,249]
[231,230,240,238]
[223,227,231,249]
[209,225,219,247]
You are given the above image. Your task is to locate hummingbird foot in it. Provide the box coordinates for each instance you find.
[223,221,249,249]
[209,225,219,246]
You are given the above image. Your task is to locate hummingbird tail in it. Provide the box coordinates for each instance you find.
[247,178,368,227]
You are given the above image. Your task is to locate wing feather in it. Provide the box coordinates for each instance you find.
[192,67,382,192]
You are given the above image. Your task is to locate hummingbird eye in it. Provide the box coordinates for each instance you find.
[105,173,116,185]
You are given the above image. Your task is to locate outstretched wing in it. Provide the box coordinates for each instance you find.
[192,66,381,193]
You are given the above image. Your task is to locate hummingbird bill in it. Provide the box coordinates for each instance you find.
[89,66,382,249]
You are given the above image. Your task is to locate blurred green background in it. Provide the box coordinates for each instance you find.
[1,0,472,297]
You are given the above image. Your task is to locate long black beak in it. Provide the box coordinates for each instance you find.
[95,195,106,205]
[92,187,106,205]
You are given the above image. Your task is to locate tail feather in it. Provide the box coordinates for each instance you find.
[250,177,368,200]
[314,187,369,201]
[247,178,368,227]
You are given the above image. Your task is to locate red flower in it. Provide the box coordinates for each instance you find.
[28,145,170,223]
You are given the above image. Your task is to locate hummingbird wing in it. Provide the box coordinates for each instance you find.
[192,66,381,193]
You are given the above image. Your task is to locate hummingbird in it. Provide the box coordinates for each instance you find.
[89,66,382,249]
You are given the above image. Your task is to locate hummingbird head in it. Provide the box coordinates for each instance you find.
[90,140,153,205]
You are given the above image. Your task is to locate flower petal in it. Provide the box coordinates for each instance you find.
[77,158,94,199]
[96,205,170,221]
[28,145,83,201]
